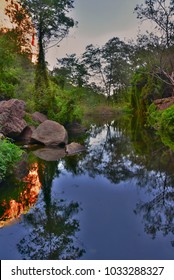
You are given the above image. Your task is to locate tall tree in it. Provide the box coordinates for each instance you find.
[21,0,76,88]
[82,44,107,94]
[135,0,174,48]
[135,0,174,95]
[82,38,132,99]
[102,37,133,98]
[6,0,76,89]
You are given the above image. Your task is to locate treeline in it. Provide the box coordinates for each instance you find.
[1,0,174,124]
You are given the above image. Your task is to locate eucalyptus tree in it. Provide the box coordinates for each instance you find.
[5,0,76,89]
[134,0,174,95]
[55,53,89,88]
[82,38,132,99]
[102,37,133,98]
[20,0,76,89]
[82,44,107,93]
[135,0,174,48]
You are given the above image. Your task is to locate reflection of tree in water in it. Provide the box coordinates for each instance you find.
[134,181,174,244]
[63,119,135,183]
[64,116,174,247]
[130,116,174,244]
[17,197,85,259]
[134,162,174,242]
[17,160,85,260]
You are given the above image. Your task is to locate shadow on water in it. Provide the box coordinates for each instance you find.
[1,115,174,259]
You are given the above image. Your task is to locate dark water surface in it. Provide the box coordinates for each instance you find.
[1,116,174,260]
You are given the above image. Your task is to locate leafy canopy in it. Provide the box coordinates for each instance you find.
[21,0,76,45]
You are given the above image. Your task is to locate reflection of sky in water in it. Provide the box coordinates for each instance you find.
[1,120,174,259]
[52,172,174,260]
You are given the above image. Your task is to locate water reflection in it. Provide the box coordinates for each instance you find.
[1,116,174,259]
[0,163,41,228]
[63,118,174,251]
[17,160,85,259]
[17,197,85,259]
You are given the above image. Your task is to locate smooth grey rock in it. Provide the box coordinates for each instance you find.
[31,120,68,146]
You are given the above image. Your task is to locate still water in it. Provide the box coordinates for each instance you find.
[0,116,174,260]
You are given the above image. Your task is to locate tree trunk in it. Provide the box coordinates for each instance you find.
[35,24,49,89]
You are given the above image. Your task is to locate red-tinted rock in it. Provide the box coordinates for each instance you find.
[154,97,174,110]
[0,99,27,137]
[0,99,25,118]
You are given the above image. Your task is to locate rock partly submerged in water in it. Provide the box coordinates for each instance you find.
[65,142,86,155]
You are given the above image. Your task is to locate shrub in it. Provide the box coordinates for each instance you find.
[0,139,24,180]
[129,67,163,116]
[146,103,162,129]
[160,105,174,135]
[48,88,83,124]
[147,104,174,136]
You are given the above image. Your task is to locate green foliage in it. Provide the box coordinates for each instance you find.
[160,133,174,151]
[0,31,35,101]
[130,68,163,116]
[82,38,133,98]
[160,105,174,135]
[130,69,147,115]
[146,103,162,129]
[24,113,39,127]
[56,53,89,88]
[47,86,83,124]
[0,139,24,180]
[147,104,174,138]
[0,34,18,99]
[146,104,174,152]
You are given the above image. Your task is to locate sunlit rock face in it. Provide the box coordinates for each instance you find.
[0,163,42,228]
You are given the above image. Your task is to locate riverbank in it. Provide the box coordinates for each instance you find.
[146,99,174,151]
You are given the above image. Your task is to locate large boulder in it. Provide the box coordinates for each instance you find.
[31,120,68,146]
[0,99,26,118]
[0,99,27,137]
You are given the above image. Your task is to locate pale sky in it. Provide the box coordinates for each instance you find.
[47,0,145,68]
